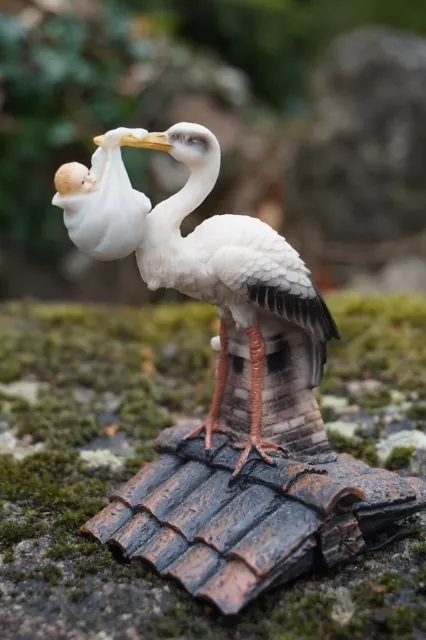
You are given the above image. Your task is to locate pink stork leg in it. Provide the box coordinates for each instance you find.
[184,319,230,450]
[232,325,280,477]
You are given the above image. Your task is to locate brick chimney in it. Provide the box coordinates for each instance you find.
[214,326,333,462]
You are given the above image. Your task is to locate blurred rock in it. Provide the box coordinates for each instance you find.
[288,28,426,248]
[79,449,124,470]
[348,256,426,293]
[61,249,95,283]
[0,380,45,405]
[326,421,359,439]
[0,430,45,459]
[377,430,426,461]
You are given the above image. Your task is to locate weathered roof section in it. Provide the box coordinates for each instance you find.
[80,424,426,615]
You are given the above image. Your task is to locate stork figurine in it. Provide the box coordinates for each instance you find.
[88,123,339,476]
[63,125,426,616]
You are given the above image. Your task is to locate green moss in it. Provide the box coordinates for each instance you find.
[351,578,386,608]
[44,539,99,561]
[318,405,338,423]
[270,592,338,638]
[0,517,48,551]
[119,387,173,439]
[384,446,415,470]
[377,571,410,592]
[414,562,426,593]
[32,564,63,585]
[2,569,27,582]
[1,298,426,637]
[412,540,426,559]
[406,405,426,422]
[2,550,15,563]
[387,605,426,635]
[2,564,63,586]
[326,294,426,390]
[327,431,379,466]
[12,389,101,449]
[357,388,392,411]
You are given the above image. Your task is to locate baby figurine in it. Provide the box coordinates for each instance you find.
[54,162,99,197]
[52,128,152,261]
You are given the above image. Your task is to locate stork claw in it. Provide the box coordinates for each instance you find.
[231,436,281,478]
[183,415,230,459]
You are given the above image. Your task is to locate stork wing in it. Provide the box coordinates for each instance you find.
[212,246,339,343]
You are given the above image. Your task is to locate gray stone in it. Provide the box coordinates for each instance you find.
[349,257,426,294]
[0,430,45,459]
[376,429,426,461]
[79,450,125,470]
[0,381,45,405]
[321,395,349,411]
[326,420,359,439]
[289,28,426,249]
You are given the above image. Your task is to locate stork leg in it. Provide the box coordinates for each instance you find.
[184,319,230,450]
[231,325,281,478]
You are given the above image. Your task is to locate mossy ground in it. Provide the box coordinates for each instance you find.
[1,295,426,639]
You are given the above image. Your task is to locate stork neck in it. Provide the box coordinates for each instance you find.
[148,150,220,238]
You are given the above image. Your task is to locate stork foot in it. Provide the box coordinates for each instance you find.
[231,436,281,478]
[183,415,230,452]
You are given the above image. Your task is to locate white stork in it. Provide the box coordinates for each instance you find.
[94,123,340,476]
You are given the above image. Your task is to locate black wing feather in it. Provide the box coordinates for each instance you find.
[247,280,340,343]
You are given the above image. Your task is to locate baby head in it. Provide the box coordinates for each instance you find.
[54,162,98,197]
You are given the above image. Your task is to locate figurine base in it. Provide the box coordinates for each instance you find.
[80,424,426,615]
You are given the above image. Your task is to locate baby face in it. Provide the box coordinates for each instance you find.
[54,162,98,196]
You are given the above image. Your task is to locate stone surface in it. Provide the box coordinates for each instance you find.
[326,420,359,439]
[349,257,426,295]
[289,28,426,250]
[1,298,426,639]
[377,430,426,461]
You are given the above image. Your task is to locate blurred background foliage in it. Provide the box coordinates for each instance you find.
[1,0,426,299]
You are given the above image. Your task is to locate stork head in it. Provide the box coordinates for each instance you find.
[165,122,220,167]
[95,122,220,169]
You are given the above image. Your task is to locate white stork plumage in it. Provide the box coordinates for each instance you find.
[93,123,340,476]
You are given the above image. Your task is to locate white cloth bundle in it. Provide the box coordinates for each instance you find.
[52,129,151,261]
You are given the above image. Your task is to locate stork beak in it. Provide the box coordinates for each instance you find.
[93,131,173,152]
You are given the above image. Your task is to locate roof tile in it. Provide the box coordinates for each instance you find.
[154,424,193,453]
[81,425,426,615]
[196,559,258,615]
[286,473,366,515]
[79,500,132,544]
[131,527,189,574]
[167,544,223,594]
[354,470,416,509]
[164,470,240,542]
[319,513,365,567]
[141,460,213,520]
[229,500,319,577]
[320,453,374,477]
[406,476,426,505]
[111,454,183,508]
[195,484,278,553]
[108,511,160,557]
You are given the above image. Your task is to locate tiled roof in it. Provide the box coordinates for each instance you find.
[80,424,426,615]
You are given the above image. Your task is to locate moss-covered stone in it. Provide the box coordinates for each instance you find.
[384,446,416,470]
[327,431,379,466]
[407,405,426,423]
[0,296,426,639]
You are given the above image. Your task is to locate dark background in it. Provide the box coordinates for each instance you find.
[2,0,426,303]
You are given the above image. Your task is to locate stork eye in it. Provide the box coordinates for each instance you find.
[169,133,180,144]
[81,180,85,185]
[185,135,194,144]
